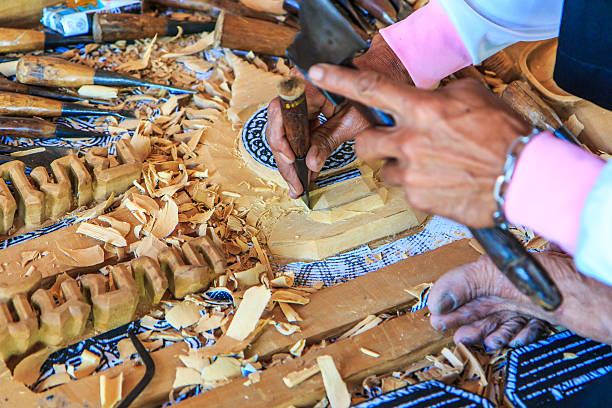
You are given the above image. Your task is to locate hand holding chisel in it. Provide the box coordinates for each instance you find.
[277,77,312,208]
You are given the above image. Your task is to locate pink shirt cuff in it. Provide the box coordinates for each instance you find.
[379,0,472,89]
[504,132,605,254]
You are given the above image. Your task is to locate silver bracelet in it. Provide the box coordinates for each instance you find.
[493,129,540,228]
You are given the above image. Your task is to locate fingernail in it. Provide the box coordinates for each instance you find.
[278,152,293,164]
[439,293,457,314]
[309,66,324,81]
[288,185,298,198]
[430,318,446,331]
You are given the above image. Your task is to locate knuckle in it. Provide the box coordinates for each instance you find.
[357,72,385,95]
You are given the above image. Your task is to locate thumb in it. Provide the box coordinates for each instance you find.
[306,104,371,172]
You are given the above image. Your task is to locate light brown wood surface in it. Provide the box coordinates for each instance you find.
[41,240,478,407]
[181,311,450,407]
[93,13,169,43]
[214,12,297,57]
[0,0,58,28]
[17,56,96,88]
[0,28,45,53]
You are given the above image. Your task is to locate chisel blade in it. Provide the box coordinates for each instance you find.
[295,157,311,209]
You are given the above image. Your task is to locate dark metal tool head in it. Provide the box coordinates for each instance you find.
[0,144,75,171]
[286,0,367,104]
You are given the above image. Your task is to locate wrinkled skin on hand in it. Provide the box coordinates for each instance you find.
[266,35,411,198]
[307,64,532,227]
[428,252,612,349]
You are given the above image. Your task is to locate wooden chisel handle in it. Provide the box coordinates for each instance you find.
[16,55,95,88]
[277,77,310,159]
[0,91,63,117]
[0,28,45,53]
[0,74,29,93]
[0,116,57,138]
[502,80,564,131]
[92,13,169,43]
[353,0,397,25]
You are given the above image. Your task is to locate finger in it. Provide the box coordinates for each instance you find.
[307,104,370,172]
[483,314,529,350]
[354,128,406,163]
[380,160,404,187]
[428,256,524,316]
[274,155,303,198]
[308,64,430,121]
[509,318,548,348]
[266,98,296,164]
[452,314,504,345]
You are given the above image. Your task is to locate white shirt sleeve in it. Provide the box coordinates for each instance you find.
[437,0,564,64]
[575,161,612,286]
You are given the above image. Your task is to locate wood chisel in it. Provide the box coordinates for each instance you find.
[0,16,215,54]
[16,56,196,94]
[277,77,311,208]
[0,90,135,118]
[92,13,215,43]
[287,0,562,311]
[0,117,109,139]
[502,80,581,146]
[0,74,104,104]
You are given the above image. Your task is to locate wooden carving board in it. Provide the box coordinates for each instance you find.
[0,240,478,407]
[199,55,426,261]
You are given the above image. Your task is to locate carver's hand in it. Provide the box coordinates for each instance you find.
[307,64,531,228]
[266,35,410,198]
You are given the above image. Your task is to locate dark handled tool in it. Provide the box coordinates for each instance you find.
[502,80,581,146]
[0,143,75,171]
[353,0,397,25]
[277,77,312,208]
[0,90,135,118]
[0,74,108,104]
[0,27,92,54]
[116,328,156,408]
[288,0,562,311]
[0,116,109,139]
[92,13,215,43]
[16,56,195,94]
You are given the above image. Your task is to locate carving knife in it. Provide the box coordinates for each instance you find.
[0,91,135,118]
[16,56,196,94]
[277,77,311,208]
[287,0,562,311]
[0,117,109,139]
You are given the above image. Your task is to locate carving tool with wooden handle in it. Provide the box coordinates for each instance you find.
[0,117,109,139]
[502,80,581,146]
[288,0,562,311]
[0,27,92,54]
[0,91,135,118]
[354,0,397,25]
[0,74,101,104]
[16,56,196,94]
[277,77,311,208]
[92,13,215,43]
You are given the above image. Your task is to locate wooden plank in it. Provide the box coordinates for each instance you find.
[249,239,479,358]
[44,240,478,407]
[179,311,451,407]
[0,208,139,284]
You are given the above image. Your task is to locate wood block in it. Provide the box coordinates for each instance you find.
[0,179,16,234]
[0,294,38,361]
[178,311,451,408]
[0,161,44,228]
[131,256,168,306]
[40,240,478,407]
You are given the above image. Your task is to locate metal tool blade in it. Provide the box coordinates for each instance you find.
[287,0,368,103]
[0,144,75,171]
[294,157,311,208]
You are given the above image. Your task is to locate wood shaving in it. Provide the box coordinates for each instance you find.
[151,197,179,238]
[74,349,101,379]
[337,315,382,340]
[279,302,302,323]
[173,367,203,388]
[201,357,242,384]
[100,372,123,408]
[317,355,351,408]
[162,32,214,59]
[36,372,71,392]
[283,364,320,388]
[271,290,309,305]
[59,245,105,266]
[118,34,157,71]
[76,222,127,247]
[117,338,137,361]
[165,301,202,330]
[226,285,271,341]
[360,347,380,358]
[289,339,306,357]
